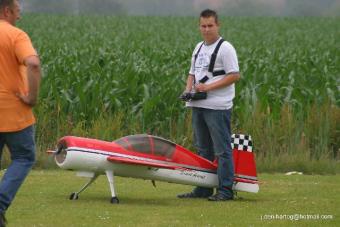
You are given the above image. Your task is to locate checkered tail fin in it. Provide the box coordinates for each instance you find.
[231,134,259,193]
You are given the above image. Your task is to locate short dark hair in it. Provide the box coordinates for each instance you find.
[0,0,14,9]
[200,9,219,23]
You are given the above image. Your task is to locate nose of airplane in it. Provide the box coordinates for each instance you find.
[55,145,67,165]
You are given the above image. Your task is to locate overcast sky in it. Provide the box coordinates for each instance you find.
[22,0,340,16]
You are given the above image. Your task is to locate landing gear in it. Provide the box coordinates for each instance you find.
[69,174,98,201]
[68,170,119,204]
[110,197,119,204]
[106,170,119,204]
[69,192,79,200]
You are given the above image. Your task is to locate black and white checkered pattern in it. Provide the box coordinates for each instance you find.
[231,134,253,152]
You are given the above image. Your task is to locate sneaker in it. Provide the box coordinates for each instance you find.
[0,213,6,227]
[177,192,210,199]
[208,193,233,201]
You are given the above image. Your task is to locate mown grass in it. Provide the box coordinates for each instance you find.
[2,170,339,227]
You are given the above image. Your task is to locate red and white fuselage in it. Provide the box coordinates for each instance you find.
[53,134,259,198]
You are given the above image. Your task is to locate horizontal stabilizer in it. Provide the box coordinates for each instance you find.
[107,156,176,170]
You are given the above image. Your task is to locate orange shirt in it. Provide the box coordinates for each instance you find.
[0,20,38,132]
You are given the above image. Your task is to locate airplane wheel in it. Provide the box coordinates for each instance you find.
[110,197,119,204]
[69,192,79,200]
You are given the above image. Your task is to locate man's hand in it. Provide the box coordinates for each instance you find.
[179,92,192,101]
[16,93,37,107]
[195,83,209,92]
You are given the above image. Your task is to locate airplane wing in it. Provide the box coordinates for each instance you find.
[107,156,177,170]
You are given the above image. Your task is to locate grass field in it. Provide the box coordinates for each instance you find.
[2,170,339,226]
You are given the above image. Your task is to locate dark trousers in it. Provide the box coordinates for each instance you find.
[192,108,234,198]
[0,125,36,213]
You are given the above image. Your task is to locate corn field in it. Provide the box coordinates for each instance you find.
[17,15,339,172]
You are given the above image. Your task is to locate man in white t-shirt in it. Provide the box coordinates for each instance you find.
[178,9,240,201]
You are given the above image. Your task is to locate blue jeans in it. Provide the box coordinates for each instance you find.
[191,108,234,198]
[0,125,36,214]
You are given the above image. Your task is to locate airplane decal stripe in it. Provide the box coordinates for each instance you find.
[107,156,176,170]
[234,174,258,181]
[234,177,258,184]
[66,147,216,173]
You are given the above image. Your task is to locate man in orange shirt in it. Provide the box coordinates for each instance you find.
[0,0,41,226]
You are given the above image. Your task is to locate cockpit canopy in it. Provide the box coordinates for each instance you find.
[114,134,176,158]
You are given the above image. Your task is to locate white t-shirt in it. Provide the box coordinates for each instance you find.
[186,37,239,110]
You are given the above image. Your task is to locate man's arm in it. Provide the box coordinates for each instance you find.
[17,55,41,106]
[184,74,195,92]
[195,72,240,92]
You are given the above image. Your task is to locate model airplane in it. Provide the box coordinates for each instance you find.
[48,134,259,203]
